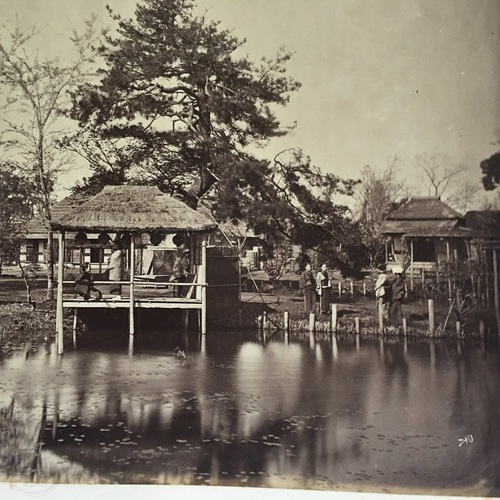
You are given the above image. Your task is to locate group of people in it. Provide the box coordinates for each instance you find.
[375,265,406,323]
[300,262,406,321]
[299,263,332,315]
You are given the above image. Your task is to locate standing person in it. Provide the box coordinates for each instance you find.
[374,266,392,320]
[316,264,331,314]
[106,239,124,296]
[299,263,317,314]
[171,248,190,297]
[390,266,406,323]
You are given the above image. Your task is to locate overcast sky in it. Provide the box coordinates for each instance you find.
[2,0,500,198]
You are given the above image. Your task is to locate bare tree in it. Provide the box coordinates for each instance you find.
[0,18,97,298]
[416,153,462,198]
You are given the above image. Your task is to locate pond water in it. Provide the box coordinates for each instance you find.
[1,330,499,496]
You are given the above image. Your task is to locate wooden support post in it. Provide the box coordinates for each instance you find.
[72,309,78,349]
[410,239,414,291]
[456,321,461,337]
[284,311,290,333]
[309,313,316,334]
[338,282,342,297]
[331,304,337,333]
[402,317,408,336]
[350,280,354,297]
[428,299,435,335]
[129,233,135,336]
[262,310,267,332]
[363,283,366,296]
[355,317,360,334]
[56,231,65,355]
[421,267,425,291]
[493,248,500,340]
[201,241,207,335]
[479,320,485,339]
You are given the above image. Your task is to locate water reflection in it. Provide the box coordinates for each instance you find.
[0,333,499,494]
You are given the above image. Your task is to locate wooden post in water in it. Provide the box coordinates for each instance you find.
[331,304,337,333]
[283,311,290,334]
[56,231,65,355]
[378,301,384,334]
[402,317,408,337]
[129,233,135,336]
[355,317,360,334]
[262,310,267,332]
[309,313,316,334]
[428,299,435,335]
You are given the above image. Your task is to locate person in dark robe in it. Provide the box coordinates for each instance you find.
[299,263,317,314]
[74,263,102,301]
[390,266,406,323]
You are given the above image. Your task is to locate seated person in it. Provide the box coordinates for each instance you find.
[74,263,102,301]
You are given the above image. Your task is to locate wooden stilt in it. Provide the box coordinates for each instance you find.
[129,233,135,335]
[428,299,435,335]
[201,241,207,335]
[56,232,65,355]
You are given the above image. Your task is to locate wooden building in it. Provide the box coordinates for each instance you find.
[52,186,241,354]
[379,197,472,278]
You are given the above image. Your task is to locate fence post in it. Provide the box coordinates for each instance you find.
[350,280,354,297]
[338,282,342,298]
[363,283,367,296]
[355,317,360,334]
[309,313,316,334]
[378,300,384,334]
[284,311,290,334]
[402,317,408,337]
[428,299,435,335]
[331,304,337,333]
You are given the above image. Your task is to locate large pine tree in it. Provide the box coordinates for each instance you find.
[70,0,300,203]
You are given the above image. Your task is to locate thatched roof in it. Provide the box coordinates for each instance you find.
[386,197,463,220]
[465,210,500,247]
[51,186,216,233]
[25,193,87,238]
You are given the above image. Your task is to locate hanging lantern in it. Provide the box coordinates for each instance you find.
[172,233,186,247]
[75,231,88,245]
[120,232,131,247]
[98,232,111,245]
[150,231,164,246]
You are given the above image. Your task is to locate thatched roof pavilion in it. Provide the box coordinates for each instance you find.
[51,185,216,233]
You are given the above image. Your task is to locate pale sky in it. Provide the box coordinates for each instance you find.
[2,0,500,199]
